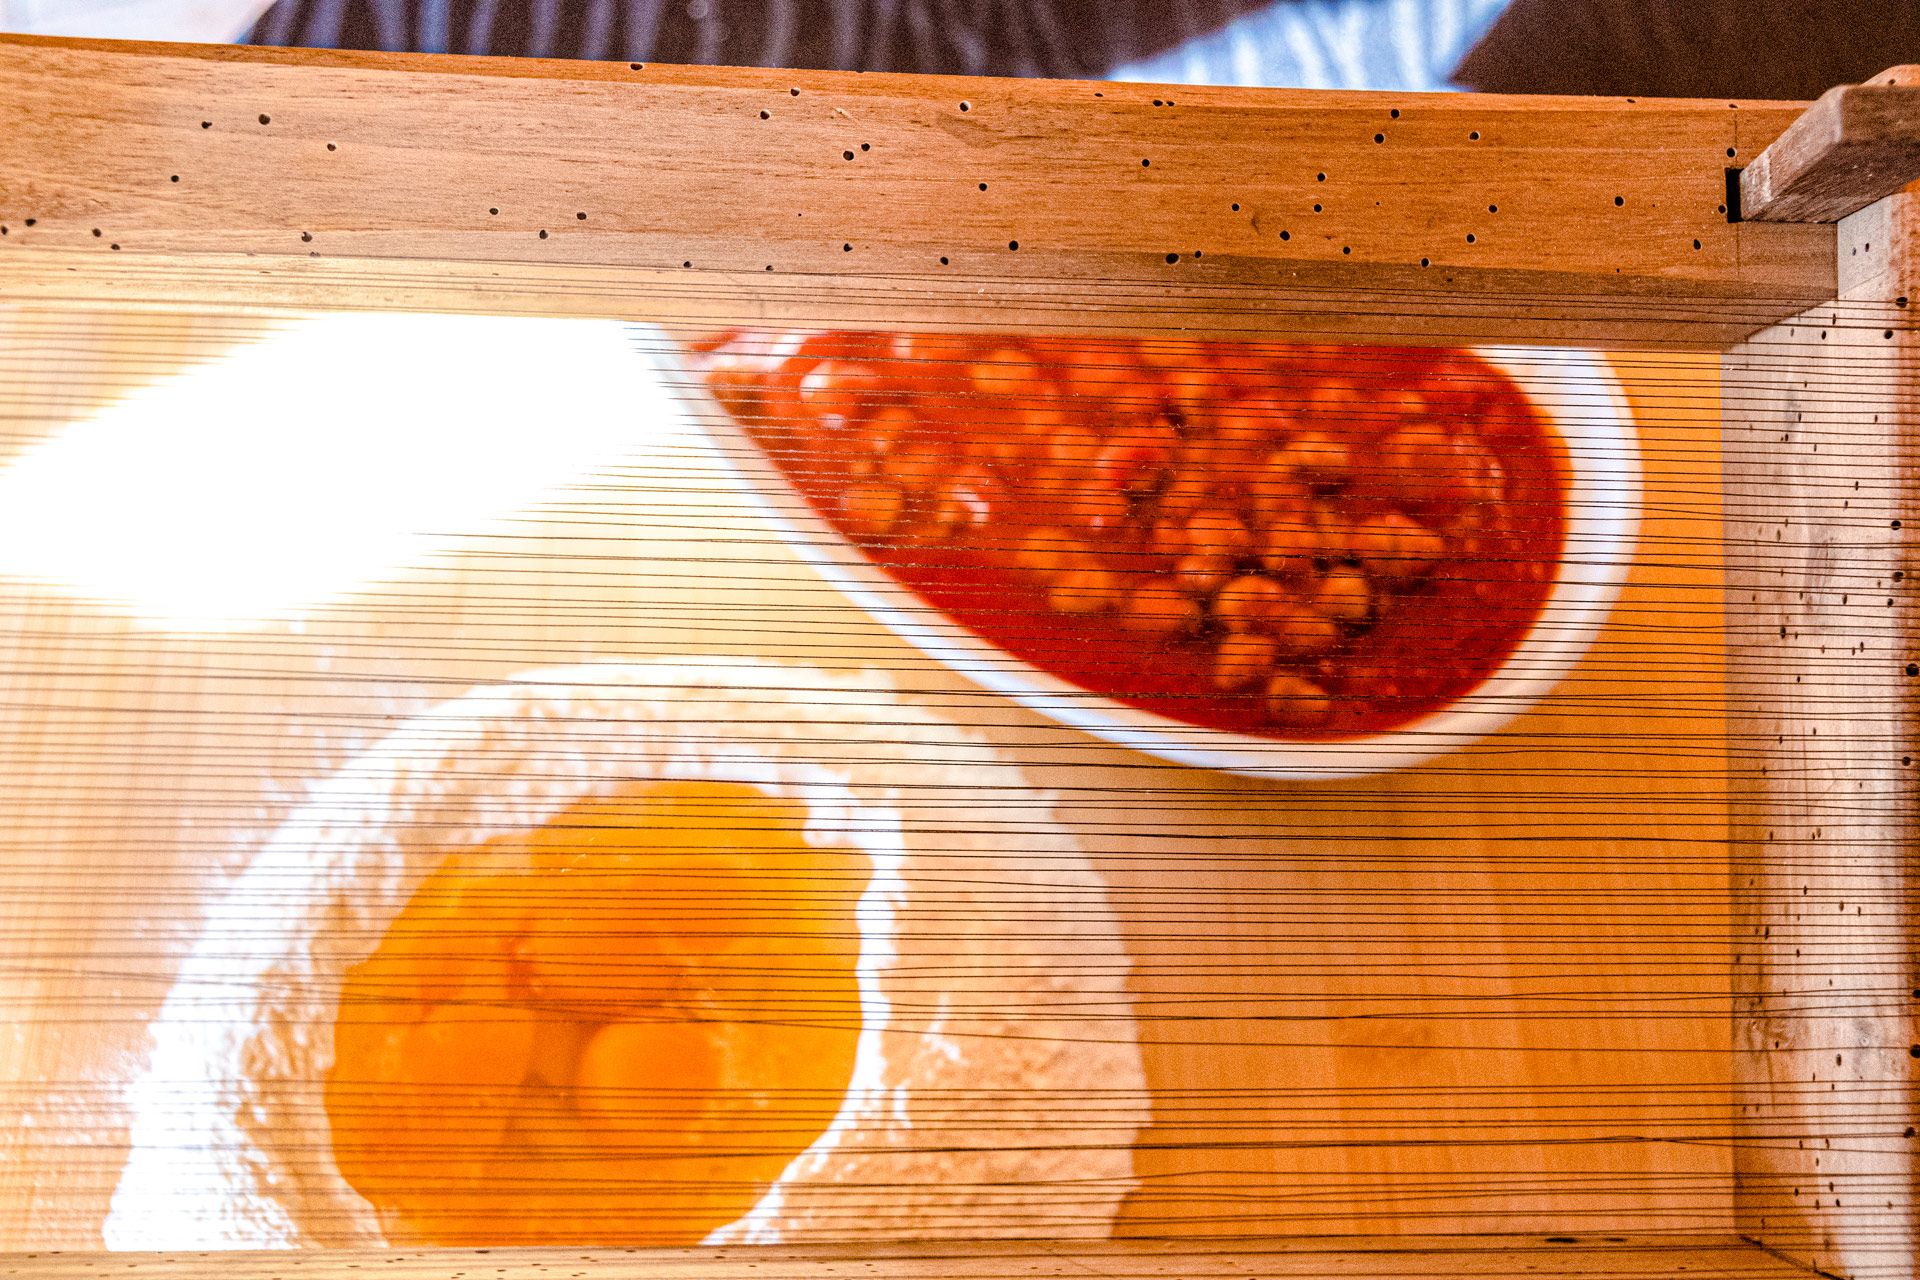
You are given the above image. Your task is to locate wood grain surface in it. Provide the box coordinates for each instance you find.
[0,1235,1823,1279]
[1719,171,1920,1279]
[0,44,1908,1273]
[1739,68,1920,223]
[0,35,1835,349]
[0,307,1745,1249]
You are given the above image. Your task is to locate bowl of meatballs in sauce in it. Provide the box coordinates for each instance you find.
[689,332,1638,779]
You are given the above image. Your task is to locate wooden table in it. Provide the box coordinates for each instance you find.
[0,307,1740,1248]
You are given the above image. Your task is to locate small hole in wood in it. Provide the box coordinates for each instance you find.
[1153,99,1163,107]
[683,260,691,267]
[759,110,770,119]
[1488,204,1497,212]
[860,142,870,151]
[1727,146,1737,157]
[939,256,949,264]
[1231,202,1241,211]
[1165,252,1179,263]
[843,150,855,160]
[1886,330,1896,339]
[538,229,549,239]
[790,87,800,95]
[1316,172,1326,181]
[959,101,970,112]
[1008,240,1019,250]
[170,175,180,183]
[1280,230,1291,241]
[1465,233,1475,243]
[1141,158,1151,166]
[576,212,587,220]
[300,231,312,242]
[201,120,211,129]
[327,142,337,151]
[1313,203,1323,213]
[1468,130,1480,140]
[92,228,102,237]
[843,243,852,251]
[1614,195,1624,206]
[979,182,988,191]
[489,207,499,215]
[1693,239,1702,250]
[23,219,34,227]
[630,62,643,70]
[1341,245,1351,254]
[110,243,120,250]
[258,114,270,125]
[1373,133,1385,143]
[1389,108,1400,118]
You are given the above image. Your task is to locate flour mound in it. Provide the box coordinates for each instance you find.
[105,658,1147,1248]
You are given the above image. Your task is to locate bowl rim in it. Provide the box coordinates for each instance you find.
[673,341,1640,780]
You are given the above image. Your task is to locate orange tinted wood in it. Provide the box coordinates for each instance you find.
[0,35,1833,349]
[0,1235,1823,1279]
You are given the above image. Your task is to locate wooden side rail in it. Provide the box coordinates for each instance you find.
[0,36,1834,348]
[1723,66,1920,1280]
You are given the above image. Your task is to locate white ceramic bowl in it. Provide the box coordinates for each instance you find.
[676,343,1639,780]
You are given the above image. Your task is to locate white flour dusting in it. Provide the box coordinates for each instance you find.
[105,658,1147,1248]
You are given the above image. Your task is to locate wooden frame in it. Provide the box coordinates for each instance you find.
[0,34,1914,1280]
[0,35,1837,349]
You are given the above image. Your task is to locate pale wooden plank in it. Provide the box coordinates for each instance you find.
[1740,68,1920,223]
[1720,185,1920,1278]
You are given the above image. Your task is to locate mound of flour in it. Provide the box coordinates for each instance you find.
[105,658,1147,1248]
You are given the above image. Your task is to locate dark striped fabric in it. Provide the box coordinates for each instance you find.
[1454,0,1920,99]
[246,0,1272,78]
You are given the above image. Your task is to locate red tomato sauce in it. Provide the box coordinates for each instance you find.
[696,331,1568,741]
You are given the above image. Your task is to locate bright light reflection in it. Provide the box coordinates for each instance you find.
[0,313,673,629]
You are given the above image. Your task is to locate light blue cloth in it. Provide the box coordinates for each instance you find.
[1113,0,1510,91]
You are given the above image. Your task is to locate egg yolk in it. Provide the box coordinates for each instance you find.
[325,781,867,1245]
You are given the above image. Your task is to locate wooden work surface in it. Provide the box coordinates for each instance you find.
[0,309,1738,1247]
[0,35,1835,349]
[0,1235,1825,1279]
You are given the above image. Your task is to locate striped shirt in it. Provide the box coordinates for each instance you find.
[246,0,1276,79]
